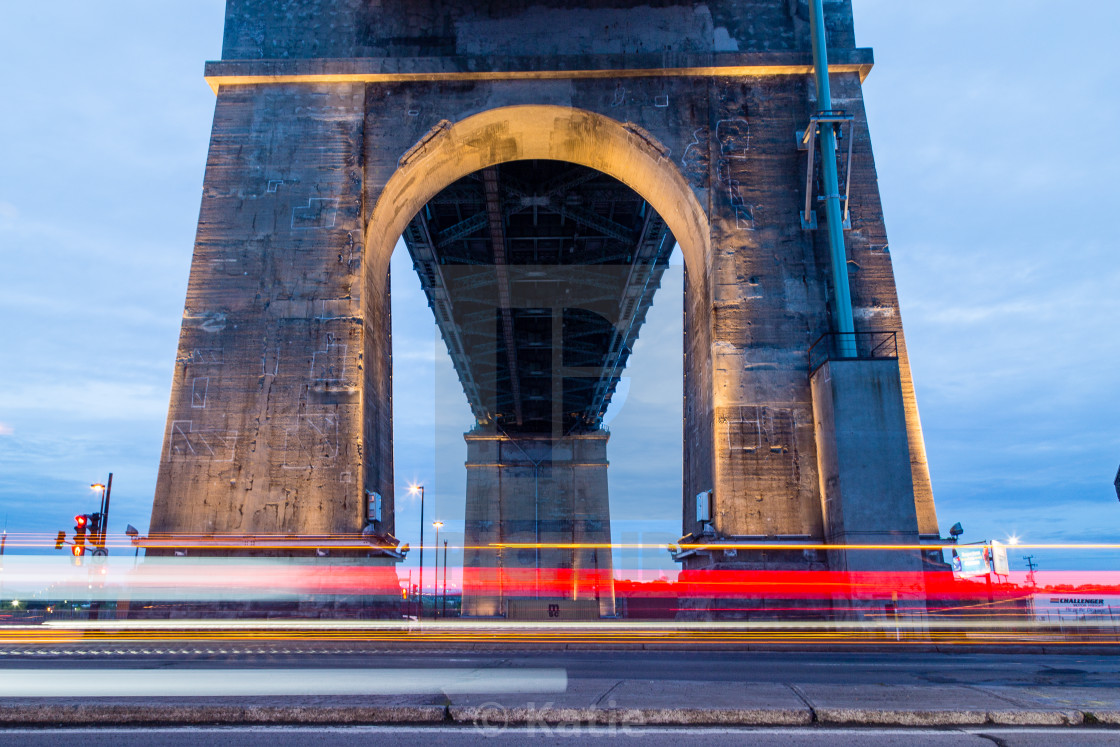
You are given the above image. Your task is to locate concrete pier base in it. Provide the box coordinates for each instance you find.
[811,358,927,618]
[461,428,615,618]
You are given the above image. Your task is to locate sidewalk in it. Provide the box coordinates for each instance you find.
[1,677,1118,728]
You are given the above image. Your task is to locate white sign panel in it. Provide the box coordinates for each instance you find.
[1031,595,1120,622]
[989,540,1010,575]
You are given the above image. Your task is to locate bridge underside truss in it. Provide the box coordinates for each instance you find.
[402,160,675,435]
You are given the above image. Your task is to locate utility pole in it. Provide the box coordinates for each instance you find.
[1023,555,1038,588]
[408,485,426,618]
[432,521,443,618]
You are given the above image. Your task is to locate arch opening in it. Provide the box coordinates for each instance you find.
[364,106,710,288]
[369,109,708,617]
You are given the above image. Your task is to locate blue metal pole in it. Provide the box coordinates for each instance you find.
[810,0,857,357]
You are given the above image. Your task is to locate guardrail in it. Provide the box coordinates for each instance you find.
[809,331,898,373]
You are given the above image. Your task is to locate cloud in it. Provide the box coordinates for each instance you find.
[0,381,169,423]
[0,422,13,436]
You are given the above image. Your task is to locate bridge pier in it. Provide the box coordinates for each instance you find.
[811,353,930,618]
[462,428,615,618]
[147,1,946,616]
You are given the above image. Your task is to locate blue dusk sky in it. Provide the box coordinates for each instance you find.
[0,1,1117,575]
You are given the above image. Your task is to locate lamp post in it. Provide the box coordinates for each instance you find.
[408,484,425,618]
[90,473,112,553]
[125,524,140,566]
[443,539,449,617]
[432,521,443,617]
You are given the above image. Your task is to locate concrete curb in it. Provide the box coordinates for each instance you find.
[0,704,1107,728]
[628,707,812,726]
[814,707,1084,727]
[450,705,812,727]
[0,705,448,726]
[1089,711,1120,725]
[988,709,1084,726]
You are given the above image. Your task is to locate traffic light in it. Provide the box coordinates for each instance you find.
[88,513,103,546]
[54,531,66,550]
[73,514,88,556]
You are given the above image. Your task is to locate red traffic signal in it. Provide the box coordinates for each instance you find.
[74,516,88,547]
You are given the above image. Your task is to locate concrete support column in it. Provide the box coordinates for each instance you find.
[811,358,926,615]
[461,428,614,618]
[150,83,379,546]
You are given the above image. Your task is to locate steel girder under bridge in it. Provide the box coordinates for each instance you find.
[401,160,675,435]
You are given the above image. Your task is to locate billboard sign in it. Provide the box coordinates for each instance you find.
[1031,595,1120,622]
[951,546,989,578]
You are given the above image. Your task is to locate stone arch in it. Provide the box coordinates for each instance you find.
[358,104,715,540]
[363,105,710,285]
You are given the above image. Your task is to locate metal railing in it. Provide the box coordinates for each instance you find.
[809,331,898,373]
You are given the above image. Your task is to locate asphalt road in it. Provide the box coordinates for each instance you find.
[3,647,1119,734]
[1,647,1118,690]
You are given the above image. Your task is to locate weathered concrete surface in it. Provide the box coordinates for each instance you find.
[151,82,375,543]
[810,358,922,573]
[978,685,1120,716]
[794,683,1085,727]
[151,0,939,570]
[0,680,1114,728]
[462,429,615,617]
[449,677,813,725]
[220,0,857,60]
[604,679,812,725]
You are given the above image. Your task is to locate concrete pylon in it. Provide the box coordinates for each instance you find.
[462,429,615,618]
[148,2,940,601]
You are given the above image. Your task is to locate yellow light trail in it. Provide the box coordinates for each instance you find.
[6,533,1120,552]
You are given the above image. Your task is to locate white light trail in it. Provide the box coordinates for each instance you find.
[0,668,567,697]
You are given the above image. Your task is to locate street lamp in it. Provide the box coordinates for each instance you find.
[432,521,444,617]
[125,524,140,565]
[90,473,113,552]
[408,484,425,618]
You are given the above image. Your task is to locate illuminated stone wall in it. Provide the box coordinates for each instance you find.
[219,0,856,60]
[151,0,938,562]
[150,83,373,542]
